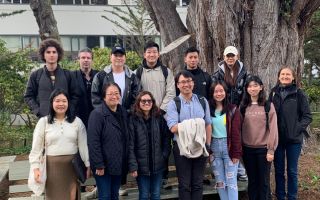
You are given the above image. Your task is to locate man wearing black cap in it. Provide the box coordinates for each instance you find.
[91,45,140,111]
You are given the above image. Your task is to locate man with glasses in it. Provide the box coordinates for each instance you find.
[166,70,212,200]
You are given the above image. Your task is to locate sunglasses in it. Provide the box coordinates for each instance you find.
[140,99,153,104]
[226,53,236,58]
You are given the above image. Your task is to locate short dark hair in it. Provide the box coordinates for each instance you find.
[144,41,160,52]
[38,38,64,63]
[184,47,199,56]
[132,91,160,118]
[174,70,195,85]
[101,82,122,99]
[78,47,93,59]
[48,88,75,124]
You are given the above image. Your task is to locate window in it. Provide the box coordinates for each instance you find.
[0,36,21,51]
[22,0,30,3]
[104,35,123,48]
[182,0,190,6]
[13,0,21,3]
[57,0,73,4]
[92,0,107,4]
[87,36,100,49]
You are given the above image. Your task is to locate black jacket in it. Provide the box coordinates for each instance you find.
[72,69,98,127]
[269,84,312,144]
[91,65,140,111]
[212,61,247,106]
[128,114,171,175]
[24,65,79,117]
[180,67,212,99]
[87,103,129,176]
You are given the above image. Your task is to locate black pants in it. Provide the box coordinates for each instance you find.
[243,146,271,200]
[173,143,207,200]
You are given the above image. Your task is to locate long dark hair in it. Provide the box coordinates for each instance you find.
[224,61,240,87]
[47,88,75,124]
[132,91,160,118]
[240,75,266,110]
[209,81,229,117]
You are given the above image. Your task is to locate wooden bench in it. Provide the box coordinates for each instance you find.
[8,153,247,199]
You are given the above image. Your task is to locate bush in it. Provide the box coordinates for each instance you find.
[62,47,142,71]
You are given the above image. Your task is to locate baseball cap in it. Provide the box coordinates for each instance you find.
[111,46,126,55]
[223,46,238,56]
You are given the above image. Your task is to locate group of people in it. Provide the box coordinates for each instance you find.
[27,38,312,200]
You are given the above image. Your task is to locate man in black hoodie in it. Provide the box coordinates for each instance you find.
[180,47,212,99]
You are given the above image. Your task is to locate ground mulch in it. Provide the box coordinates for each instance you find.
[1,132,320,199]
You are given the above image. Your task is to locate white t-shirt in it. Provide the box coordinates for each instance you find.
[113,71,126,104]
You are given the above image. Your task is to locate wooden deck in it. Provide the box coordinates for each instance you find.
[8,157,248,199]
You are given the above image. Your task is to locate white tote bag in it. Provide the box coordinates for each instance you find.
[28,119,47,196]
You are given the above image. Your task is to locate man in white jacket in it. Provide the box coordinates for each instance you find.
[166,70,212,200]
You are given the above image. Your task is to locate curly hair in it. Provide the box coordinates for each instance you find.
[132,91,160,118]
[38,38,64,63]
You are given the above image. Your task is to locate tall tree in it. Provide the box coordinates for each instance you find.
[30,0,60,41]
[143,0,320,89]
[101,0,156,56]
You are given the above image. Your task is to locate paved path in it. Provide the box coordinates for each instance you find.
[0,155,16,182]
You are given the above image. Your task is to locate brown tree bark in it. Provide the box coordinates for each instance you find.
[143,0,190,73]
[144,0,320,90]
[30,0,60,41]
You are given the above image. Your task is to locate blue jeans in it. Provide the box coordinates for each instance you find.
[137,173,162,200]
[211,138,238,200]
[93,171,122,200]
[274,143,302,200]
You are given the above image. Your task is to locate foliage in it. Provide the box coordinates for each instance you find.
[0,125,33,156]
[101,0,156,56]
[0,39,35,126]
[304,8,320,84]
[62,47,142,71]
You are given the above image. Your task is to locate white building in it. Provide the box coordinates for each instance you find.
[0,0,188,55]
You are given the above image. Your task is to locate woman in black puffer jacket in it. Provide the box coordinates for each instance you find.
[128,91,171,200]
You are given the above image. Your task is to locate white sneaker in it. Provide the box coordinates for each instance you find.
[119,186,128,196]
[84,187,98,199]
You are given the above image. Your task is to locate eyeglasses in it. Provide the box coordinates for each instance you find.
[226,53,236,58]
[106,92,120,97]
[140,99,153,105]
[178,80,193,85]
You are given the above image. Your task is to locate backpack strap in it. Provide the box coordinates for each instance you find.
[135,67,143,80]
[174,95,206,122]
[35,68,44,88]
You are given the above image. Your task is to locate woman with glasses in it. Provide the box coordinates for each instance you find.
[87,82,129,199]
[128,91,171,200]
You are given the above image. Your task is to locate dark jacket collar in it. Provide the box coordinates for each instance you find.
[185,66,202,75]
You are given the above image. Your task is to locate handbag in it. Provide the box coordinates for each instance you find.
[28,118,47,196]
[72,151,87,183]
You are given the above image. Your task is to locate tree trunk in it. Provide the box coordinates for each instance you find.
[144,0,320,91]
[143,0,190,73]
[30,0,60,41]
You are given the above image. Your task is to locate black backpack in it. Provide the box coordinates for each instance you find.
[174,95,206,122]
[35,67,72,89]
[240,101,271,131]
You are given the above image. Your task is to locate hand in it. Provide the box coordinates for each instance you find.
[131,171,138,177]
[232,158,239,164]
[170,124,178,134]
[95,168,104,176]
[209,154,214,163]
[86,167,91,178]
[33,168,42,183]
[266,154,274,162]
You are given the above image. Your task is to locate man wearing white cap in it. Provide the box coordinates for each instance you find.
[212,45,249,181]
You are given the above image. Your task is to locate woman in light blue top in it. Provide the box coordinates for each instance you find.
[209,80,242,200]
